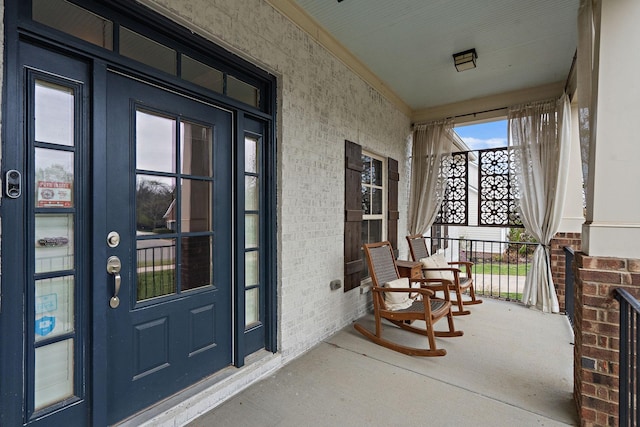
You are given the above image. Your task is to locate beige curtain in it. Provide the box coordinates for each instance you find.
[408,119,453,235]
[508,94,571,313]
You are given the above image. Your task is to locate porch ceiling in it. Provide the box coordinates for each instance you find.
[290,0,579,118]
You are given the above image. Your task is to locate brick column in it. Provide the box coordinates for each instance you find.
[550,232,582,313]
[574,253,640,426]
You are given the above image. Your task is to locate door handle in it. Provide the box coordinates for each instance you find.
[107,256,122,308]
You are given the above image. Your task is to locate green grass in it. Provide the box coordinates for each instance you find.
[137,269,176,300]
[472,263,530,276]
[498,292,523,301]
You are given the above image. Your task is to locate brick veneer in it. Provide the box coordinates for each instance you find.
[573,252,640,426]
[550,232,582,313]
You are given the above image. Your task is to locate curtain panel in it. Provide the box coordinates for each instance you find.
[408,119,453,235]
[508,94,571,313]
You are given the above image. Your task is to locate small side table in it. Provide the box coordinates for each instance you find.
[396,260,422,279]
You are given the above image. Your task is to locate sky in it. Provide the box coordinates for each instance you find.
[454,120,507,150]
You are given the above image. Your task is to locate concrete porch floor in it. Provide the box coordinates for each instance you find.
[188,297,578,426]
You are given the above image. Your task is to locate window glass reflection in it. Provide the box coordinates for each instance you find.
[35,148,74,208]
[35,276,75,342]
[181,121,212,177]
[136,175,175,234]
[35,214,74,274]
[181,179,211,232]
[34,339,74,410]
[245,288,259,326]
[136,110,176,173]
[136,238,176,301]
[35,80,75,146]
[245,251,259,287]
[245,176,258,211]
[181,236,212,291]
[245,136,258,173]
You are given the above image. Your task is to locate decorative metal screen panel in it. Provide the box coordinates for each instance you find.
[435,151,468,226]
[478,148,522,227]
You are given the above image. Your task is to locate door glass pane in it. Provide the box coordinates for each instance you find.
[136,238,176,301]
[181,121,213,177]
[136,175,175,234]
[34,80,75,146]
[136,110,176,173]
[181,236,212,291]
[182,55,224,93]
[120,27,177,75]
[35,214,74,274]
[181,179,211,232]
[245,136,258,173]
[245,176,258,211]
[245,214,259,249]
[35,148,74,208]
[245,251,259,287]
[35,276,74,342]
[245,288,259,326]
[34,339,74,410]
[33,0,113,49]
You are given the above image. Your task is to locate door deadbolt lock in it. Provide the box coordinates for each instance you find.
[107,231,120,248]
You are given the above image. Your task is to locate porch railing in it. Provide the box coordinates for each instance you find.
[424,237,537,303]
[613,287,640,427]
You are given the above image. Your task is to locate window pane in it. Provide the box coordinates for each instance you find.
[245,136,258,173]
[35,148,74,208]
[371,187,382,215]
[372,158,383,186]
[35,276,74,342]
[136,110,176,173]
[33,0,113,49]
[181,121,212,177]
[245,288,259,326]
[34,339,74,410]
[245,251,259,287]
[136,238,176,301]
[181,236,212,291]
[181,179,211,232]
[245,214,259,249]
[182,55,224,93]
[35,214,74,274]
[35,80,75,146]
[120,27,176,75]
[136,176,175,234]
[369,220,383,242]
[245,176,259,211]
[361,185,370,214]
[228,76,259,107]
[361,155,371,184]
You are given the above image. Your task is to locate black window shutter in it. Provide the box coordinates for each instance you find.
[388,157,399,258]
[344,140,363,292]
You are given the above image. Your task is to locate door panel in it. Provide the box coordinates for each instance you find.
[105,73,233,423]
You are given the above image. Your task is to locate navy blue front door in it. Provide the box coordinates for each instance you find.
[104,72,233,423]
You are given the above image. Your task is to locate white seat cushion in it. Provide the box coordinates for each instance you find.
[383,277,417,311]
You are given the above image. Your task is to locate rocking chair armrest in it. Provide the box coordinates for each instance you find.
[372,286,435,298]
[447,261,473,275]
[421,266,461,276]
[409,277,450,291]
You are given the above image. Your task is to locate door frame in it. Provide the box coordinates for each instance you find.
[1,0,278,425]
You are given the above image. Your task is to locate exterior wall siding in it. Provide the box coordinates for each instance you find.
[135,0,411,359]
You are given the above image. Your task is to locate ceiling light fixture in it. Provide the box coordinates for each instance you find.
[453,48,477,72]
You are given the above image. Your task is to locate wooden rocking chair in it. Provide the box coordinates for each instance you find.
[406,234,482,316]
[353,241,463,357]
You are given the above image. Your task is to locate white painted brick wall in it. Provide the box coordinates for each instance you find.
[139,0,411,362]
